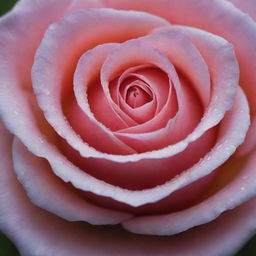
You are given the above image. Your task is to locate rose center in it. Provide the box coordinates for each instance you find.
[125,86,152,108]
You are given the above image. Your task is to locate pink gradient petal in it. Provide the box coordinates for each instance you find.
[227,0,256,21]
[99,36,204,158]
[65,98,135,154]
[50,87,250,207]
[117,66,168,115]
[0,0,248,207]
[102,0,256,160]
[0,123,256,255]
[112,24,238,159]
[12,138,132,225]
[0,87,246,207]
[100,38,182,137]
[123,150,256,235]
[116,67,176,134]
[237,118,256,156]
[74,43,138,134]
[145,29,211,108]
[0,0,240,164]
[60,127,215,190]
[16,87,248,207]
[0,0,169,163]
[224,0,256,158]
[123,88,253,235]
[115,77,202,152]
[61,22,239,162]
[32,8,169,156]
[0,0,104,161]
[67,42,136,154]
[118,79,156,124]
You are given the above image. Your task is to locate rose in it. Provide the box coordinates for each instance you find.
[0,0,256,255]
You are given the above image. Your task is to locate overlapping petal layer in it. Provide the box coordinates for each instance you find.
[102,0,256,156]
[0,123,256,256]
[0,1,255,254]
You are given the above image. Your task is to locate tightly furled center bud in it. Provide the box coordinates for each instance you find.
[126,85,153,108]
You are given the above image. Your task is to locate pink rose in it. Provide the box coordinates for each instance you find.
[0,0,256,255]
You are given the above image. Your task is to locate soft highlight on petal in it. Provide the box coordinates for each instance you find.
[0,120,255,256]
[12,138,132,225]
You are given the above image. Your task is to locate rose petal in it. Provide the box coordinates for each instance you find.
[115,76,203,152]
[32,8,169,155]
[5,86,248,207]
[227,0,256,21]
[0,0,239,164]
[12,138,132,225]
[117,66,169,116]
[102,0,256,159]
[48,87,251,208]
[0,0,103,156]
[123,87,253,235]
[64,22,238,162]
[0,0,250,207]
[0,123,255,255]
[117,76,157,124]
[68,42,137,154]
[123,150,256,235]
[100,37,185,151]
[73,43,138,133]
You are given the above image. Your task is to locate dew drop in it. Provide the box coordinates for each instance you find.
[39,138,45,144]
[13,110,19,115]
[206,155,212,161]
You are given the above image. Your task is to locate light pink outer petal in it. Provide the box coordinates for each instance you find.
[1,123,256,256]
[123,87,253,235]
[12,138,132,225]
[0,0,240,164]
[124,151,256,235]
[1,87,248,210]
[227,0,256,21]
[0,0,103,152]
[0,0,249,207]
[226,0,256,156]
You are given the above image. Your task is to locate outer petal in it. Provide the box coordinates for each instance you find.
[2,87,248,209]
[12,138,131,225]
[1,123,256,256]
[227,0,256,21]
[124,150,256,235]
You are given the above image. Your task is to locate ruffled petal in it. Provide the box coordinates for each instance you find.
[101,0,256,159]
[32,8,169,155]
[0,122,255,256]
[123,88,253,234]
[12,138,132,225]
[14,87,248,208]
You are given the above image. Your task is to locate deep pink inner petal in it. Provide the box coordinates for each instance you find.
[115,75,202,152]
[126,85,152,108]
[118,79,156,124]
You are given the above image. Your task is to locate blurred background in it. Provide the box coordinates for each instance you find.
[0,0,255,255]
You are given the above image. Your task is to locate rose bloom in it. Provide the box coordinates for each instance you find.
[1,0,256,255]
